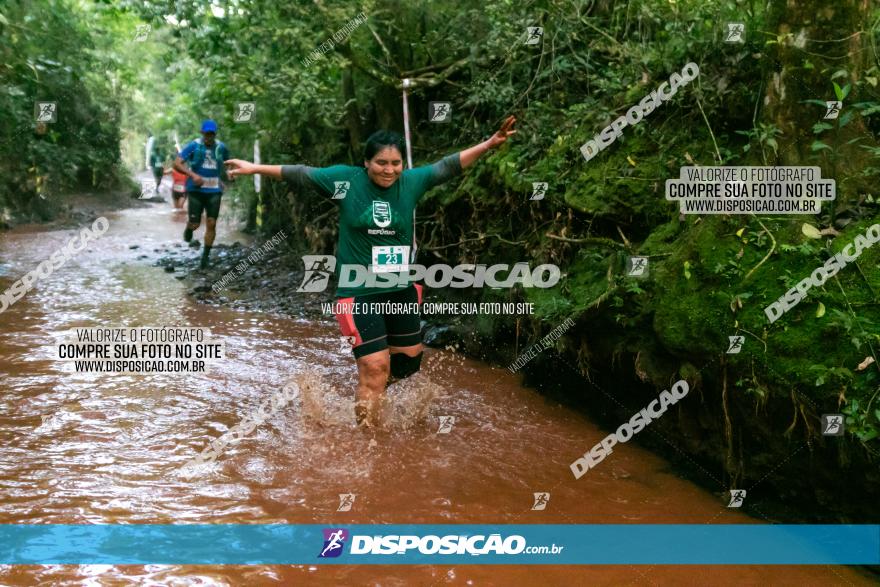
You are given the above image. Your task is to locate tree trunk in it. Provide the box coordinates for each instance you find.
[342,67,363,158]
[762,0,871,211]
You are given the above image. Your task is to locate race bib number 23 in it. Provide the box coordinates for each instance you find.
[371,245,410,273]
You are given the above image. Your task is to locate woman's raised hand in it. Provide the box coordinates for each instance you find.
[224,159,256,177]
[487,115,518,149]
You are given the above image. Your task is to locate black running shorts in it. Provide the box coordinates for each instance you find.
[187,191,222,222]
[334,284,424,359]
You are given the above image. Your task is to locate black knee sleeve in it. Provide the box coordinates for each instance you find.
[390,352,422,379]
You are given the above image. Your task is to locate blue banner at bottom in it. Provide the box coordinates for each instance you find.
[0,524,877,565]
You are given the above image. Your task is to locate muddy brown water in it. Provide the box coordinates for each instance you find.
[0,188,873,585]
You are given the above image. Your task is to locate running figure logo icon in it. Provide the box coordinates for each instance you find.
[332,181,350,200]
[437,415,455,434]
[235,102,255,123]
[525,26,543,45]
[140,180,157,199]
[297,255,336,292]
[429,102,451,123]
[134,24,151,42]
[724,23,745,43]
[35,102,57,123]
[532,492,550,510]
[824,101,842,120]
[318,528,349,558]
[530,182,548,201]
[627,256,649,277]
[337,493,356,512]
[821,414,844,436]
[339,335,357,354]
[37,414,61,431]
[727,489,746,508]
[726,335,744,354]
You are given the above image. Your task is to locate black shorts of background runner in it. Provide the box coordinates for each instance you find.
[187,191,222,223]
[335,284,423,359]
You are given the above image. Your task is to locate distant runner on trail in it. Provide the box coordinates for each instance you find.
[149,149,165,192]
[171,147,189,210]
[173,119,230,269]
[224,115,517,426]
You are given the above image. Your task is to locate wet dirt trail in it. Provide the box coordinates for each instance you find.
[0,185,872,585]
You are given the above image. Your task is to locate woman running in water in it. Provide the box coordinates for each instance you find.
[224,116,517,426]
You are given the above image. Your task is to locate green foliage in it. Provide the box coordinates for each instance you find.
[737,123,782,161]
[3,0,879,454]
[0,0,130,220]
[843,397,880,442]
[826,309,879,352]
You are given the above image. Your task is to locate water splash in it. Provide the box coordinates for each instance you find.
[385,372,443,430]
[297,370,352,428]
[297,358,446,431]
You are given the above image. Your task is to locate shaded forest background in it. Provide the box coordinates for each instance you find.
[2,0,879,521]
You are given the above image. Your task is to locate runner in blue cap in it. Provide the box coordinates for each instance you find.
[173,119,231,269]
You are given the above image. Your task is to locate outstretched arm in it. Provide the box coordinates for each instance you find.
[225,160,283,179]
[459,115,517,169]
[226,160,322,193]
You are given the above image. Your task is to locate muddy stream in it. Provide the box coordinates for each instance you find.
[0,190,871,585]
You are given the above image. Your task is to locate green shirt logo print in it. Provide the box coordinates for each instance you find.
[371,201,392,228]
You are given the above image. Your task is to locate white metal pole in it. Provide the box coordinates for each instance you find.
[145,135,154,171]
[254,139,261,193]
[402,78,416,262]
[402,78,413,170]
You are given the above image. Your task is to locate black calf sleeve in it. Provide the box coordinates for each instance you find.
[390,352,422,379]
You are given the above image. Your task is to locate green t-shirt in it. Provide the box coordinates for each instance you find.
[282,154,462,298]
